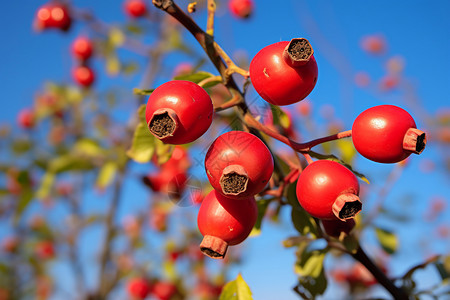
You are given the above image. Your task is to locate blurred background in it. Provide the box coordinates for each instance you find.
[0,0,449,299]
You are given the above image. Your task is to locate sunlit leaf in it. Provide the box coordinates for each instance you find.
[294,247,328,298]
[122,62,139,75]
[109,27,125,46]
[173,71,214,83]
[14,188,33,223]
[133,88,155,96]
[287,183,318,237]
[11,138,33,155]
[249,198,272,237]
[126,122,155,164]
[36,172,55,200]
[219,274,253,300]
[283,236,313,248]
[375,227,398,254]
[154,139,174,165]
[73,139,103,158]
[96,162,117,190]
[106,55,121,76]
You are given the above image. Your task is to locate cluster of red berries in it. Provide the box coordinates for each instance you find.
[127,277,178,300]
[34,3,72,32]
[71,36,95,88]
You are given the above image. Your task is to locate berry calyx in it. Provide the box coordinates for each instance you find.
[71,37,94,61]
[228,0,254,19]
[296,160,361,221]
[249,38,318,106]
[124,0,148,18]
[72,66,95,87]
[352,105,426,163]
[204,131,274,199]
[35,3,72,32]
[197,190,257,259]
[145,80,213,145]
[127,277,151,299]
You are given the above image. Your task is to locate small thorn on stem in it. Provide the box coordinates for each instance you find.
[283,38,314,68]
[199,235,227,259]
[403,128,426,154]
[332,193,362,221]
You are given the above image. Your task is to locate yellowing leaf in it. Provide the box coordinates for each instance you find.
[126,122,155,163]
[109,28,125,46]
[96,162,117,190]
[375,227,398,254]
[36,172,55,200]
[106,56,121,76]
[219,274,253,300]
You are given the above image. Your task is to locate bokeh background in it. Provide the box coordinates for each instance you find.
[0,1,449,299]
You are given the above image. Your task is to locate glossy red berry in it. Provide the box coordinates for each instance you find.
[17,108,35,129]
[197,190,257,259]
[124,0,148,18]
[205,131,273,199]
[228,0,254,19]
[322,218,356,238]
[249,38,318,106]
[35,3,72,32]
[145,80,213,145]
[127,277,151,299]
[296,160,361,221]
[72,66,95,87]
[71,37,94,61]
[152,281,177,300]
[352,105,426,163]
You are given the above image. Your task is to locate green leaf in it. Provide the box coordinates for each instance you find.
[375,227,398,254]
[96,162,117,190]
[342,234,358,254]
[249,198,272,237]
[109,27,125,46]
[126,122,155,164]
[11,139,33,155]
[294,247,328,298]
[106,55,121,76]
[49,154,95,173]
[269,104,287,127]
[154,139,174,165]
[173,71,214,83]
[308,151,370,184]
[137,104,147,122]
[219,274,253,300]
[283,236,313,248]
[14,188,34,224]
[36,172,55,200]
[73,139,104,158]
[287,183,318,237]
[133,88,155,96]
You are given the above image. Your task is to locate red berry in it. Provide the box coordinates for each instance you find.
[197,189,257,259]
[361,34,386,55]
[144,168,187,197]
[35,3,71,31]
[296,160,361,221]
[159,146,190,172]
[249,38,318,106]
[228,0,254,19]
[152,281,177,300]
[204,131,274,199]
[35,241,55,259]
[72,66,95,87]
[145,81,213,145]
[127,278,150,299]
[352,105,426,163]
[17,108,35,129]
[124,0,148,18]
[322,218,356,238]
[71,37,94,61]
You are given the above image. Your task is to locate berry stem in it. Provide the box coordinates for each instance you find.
[206,0,216,36]
[198,75,222,88]
[244,113,352,152]
[352,246,410,300]
[302,153,314,165]
[214,92,241,112]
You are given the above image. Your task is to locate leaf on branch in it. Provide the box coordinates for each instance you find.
[249,198,272,237]
[14,188,34,224]
[11,138,33,155]
[36,171,55,200]
[173,71,215,83]
[219,273,253,300]
[133,88,155,96]
[308,151,370,184]
[375,227,398,254]
[106,55,121,76]
[294,247,328,298]
[109,27,125,47]
[287,183,318,237]
[126,121,156,164]
[154,139,174,165]
[283,236,313,248]
[96,161,118,190]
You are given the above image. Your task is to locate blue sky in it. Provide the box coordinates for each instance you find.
[1,1,449,299]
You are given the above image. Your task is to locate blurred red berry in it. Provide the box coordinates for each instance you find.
[354,71,370,87]
[35,3,72,32]
[152,281,177,300]
[72,66,95,87]
[228,0,254,19]
[127,277,151,299]
[124,0,148,18]
[35,241,55,259]
[2,236,19,253]
[361,34,386,54]
[71,37,94,61]
[17,108,35,129]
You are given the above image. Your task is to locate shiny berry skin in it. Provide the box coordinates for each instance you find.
[197,190,257,259]
[127,278,151,299]
[205,131,273,199]
[17,108,35,129]
[72,66,95,87]
[124,0,148,18]
[249,39,318,106]
[352,105,426,163]
[71,37,94,61]
[35,4,72,31]
[296,160,361,221]
[228,0,254,19]
[145,80,213,145]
